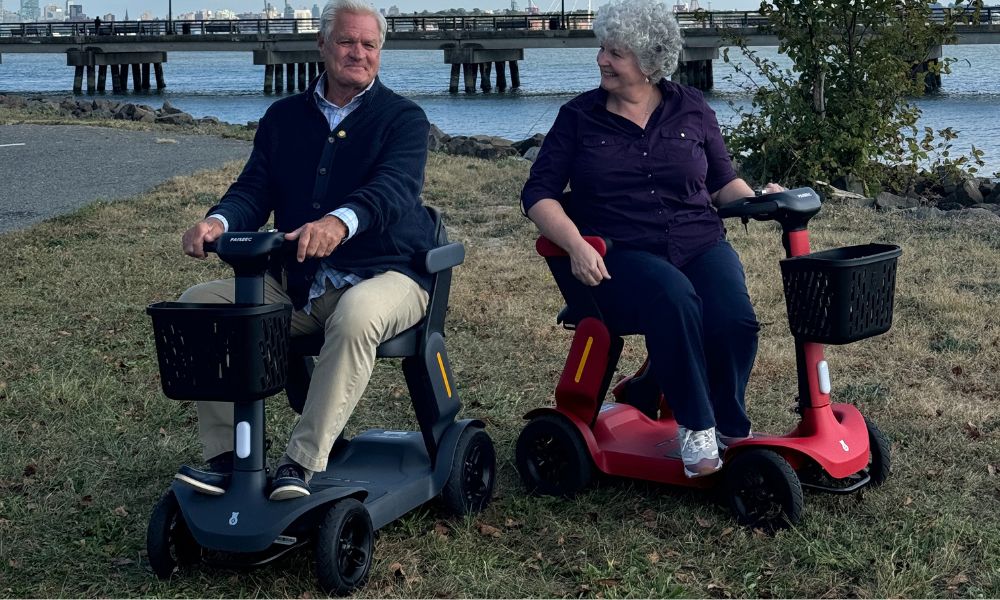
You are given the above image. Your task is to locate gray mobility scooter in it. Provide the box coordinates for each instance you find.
[145,206,496,595]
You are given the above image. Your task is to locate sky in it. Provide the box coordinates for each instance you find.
[52,0,763,19]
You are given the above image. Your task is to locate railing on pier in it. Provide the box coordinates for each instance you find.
[2,7,999,39]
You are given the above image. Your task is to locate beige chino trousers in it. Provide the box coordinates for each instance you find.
[179,270,428,473]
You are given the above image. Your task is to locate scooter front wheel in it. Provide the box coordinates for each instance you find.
[516,414,592,498]
[147,489,202,579]
[314,498,374,596]
[725,449,804,531]
[442,427,496,516]
[864,416,891,487]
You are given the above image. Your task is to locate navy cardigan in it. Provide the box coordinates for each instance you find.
[208,76,435,309]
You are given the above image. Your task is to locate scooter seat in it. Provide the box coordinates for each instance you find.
[556,305,593,328]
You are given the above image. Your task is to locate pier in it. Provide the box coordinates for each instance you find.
[1,9,999,94]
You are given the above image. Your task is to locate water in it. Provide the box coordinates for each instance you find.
[2,46,999,172]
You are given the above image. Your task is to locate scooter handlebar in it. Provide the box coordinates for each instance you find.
[202,231,294,259]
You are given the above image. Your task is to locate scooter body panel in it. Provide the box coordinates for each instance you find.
[173,477,364,553]
[727,403,870,479]
[312,418,480,530]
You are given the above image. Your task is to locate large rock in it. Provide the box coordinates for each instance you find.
[160,100,185,115]
[443,135,519,160]
[820,184,874,208]
[943,179,984,206]
[427,123,451,152]
[984,184,1000,204]
[522,146,541,163]
[155,111,196,126]
[831,174,866,196]
[512,133,545,155]
[875,191,921,211]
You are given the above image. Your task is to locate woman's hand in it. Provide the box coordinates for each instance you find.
[760,182,786,194]
[568,239,611,286]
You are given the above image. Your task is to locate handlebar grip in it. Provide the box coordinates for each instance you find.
[716,196,779,220]
[203,240,218,254]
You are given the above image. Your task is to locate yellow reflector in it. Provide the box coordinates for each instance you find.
[436,352,452,398]
[574,337,594,383]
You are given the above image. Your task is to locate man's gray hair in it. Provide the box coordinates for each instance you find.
[593,0,682,83]
[320,0,387,47]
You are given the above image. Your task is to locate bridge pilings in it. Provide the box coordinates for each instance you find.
[67,50,167,94]
[253,50,323,93]
[444,47,524,94]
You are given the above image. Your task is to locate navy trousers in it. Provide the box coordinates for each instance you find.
[586,240,758,436]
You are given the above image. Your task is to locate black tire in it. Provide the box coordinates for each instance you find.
[442,427,496,516]
[147,490,202,579]
[725,449,804,531]
[314,498,374,596]
[515,414,592,498]
[864,417,891,487]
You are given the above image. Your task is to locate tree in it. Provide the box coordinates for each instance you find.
[721,0,983,191]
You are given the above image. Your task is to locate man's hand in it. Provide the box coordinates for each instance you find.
[285,214,348,263]
[568,238,611,287]
[182,218,225,259]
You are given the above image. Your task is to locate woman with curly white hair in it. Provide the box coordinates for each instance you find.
[521,0,782,478]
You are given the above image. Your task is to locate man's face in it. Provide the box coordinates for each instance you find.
[319,11,382,93]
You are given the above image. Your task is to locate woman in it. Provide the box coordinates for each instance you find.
[520,0,781,477]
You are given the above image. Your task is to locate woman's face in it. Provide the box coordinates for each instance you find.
[597,42,646,95]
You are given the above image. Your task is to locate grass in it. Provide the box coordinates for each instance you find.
[1,142,999,597]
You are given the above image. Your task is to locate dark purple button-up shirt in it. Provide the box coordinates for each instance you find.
[521,80,738,267]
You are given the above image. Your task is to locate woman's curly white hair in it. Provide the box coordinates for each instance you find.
[593,0,682,83]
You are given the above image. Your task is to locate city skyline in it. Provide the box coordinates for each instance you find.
[9,0,764,20]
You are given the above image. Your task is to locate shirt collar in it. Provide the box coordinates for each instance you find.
[313,73,376,110]
[586,78,676,113]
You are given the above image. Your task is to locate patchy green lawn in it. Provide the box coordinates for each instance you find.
[1,148,998,598]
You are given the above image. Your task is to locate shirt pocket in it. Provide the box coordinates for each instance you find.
[576,134,631,174]
[656,127,705,163]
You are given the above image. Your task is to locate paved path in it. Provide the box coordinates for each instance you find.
[0,124,252,233]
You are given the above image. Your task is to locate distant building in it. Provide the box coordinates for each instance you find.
[216,9,236,19]
[19,0,40,21]
[387,4,399,16]
[101,11,112,21]
[283,0,294,18]
[42,4,63,19]
[312,3,320,18]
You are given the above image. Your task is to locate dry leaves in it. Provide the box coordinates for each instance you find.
[113,506,129,517]
[477,522,501,538]
[963,422,981,440]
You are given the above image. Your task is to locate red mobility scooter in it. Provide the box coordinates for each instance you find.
[515,188,899,530]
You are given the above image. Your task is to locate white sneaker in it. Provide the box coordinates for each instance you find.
[717,430,753,452]
[677,426,723,478]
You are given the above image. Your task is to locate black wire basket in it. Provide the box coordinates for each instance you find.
[147,302,292,401]
[780,243,902,345]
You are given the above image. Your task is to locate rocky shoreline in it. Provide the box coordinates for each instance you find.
[3,94,997,221]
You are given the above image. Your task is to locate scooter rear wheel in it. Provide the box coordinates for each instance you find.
[864,417,891,487]
[442,427,496,515]
[147,489,202,579]
[315,498,374,596]
[516,414,592,498]
[725,449,804,531]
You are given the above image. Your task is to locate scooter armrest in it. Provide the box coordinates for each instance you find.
[536,236,610,258]
[424,242,465,273]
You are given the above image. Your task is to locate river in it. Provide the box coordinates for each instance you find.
[2,46,998,172]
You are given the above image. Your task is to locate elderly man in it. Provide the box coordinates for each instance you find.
[174,0,435,501]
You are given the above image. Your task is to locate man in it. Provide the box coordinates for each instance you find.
[174,0,435,501]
